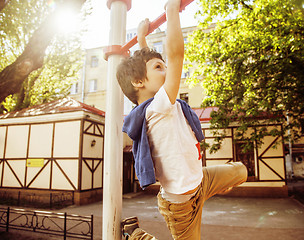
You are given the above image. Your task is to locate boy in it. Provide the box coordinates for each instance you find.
[117,0,248,239]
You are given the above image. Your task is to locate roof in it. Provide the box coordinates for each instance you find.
[284,144,304,155]
[192,107,218,122]
[0,97,105,119]
[193,106,281,122]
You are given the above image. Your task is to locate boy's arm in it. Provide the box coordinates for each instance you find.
[137,18,150,49]
[164,0,184,104]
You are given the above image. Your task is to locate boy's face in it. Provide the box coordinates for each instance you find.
[144,58,167,95]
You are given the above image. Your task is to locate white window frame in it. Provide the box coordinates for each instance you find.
[89,79,97,92]
[70,82,79,95]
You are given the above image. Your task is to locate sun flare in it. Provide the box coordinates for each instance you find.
[48,1,81,34]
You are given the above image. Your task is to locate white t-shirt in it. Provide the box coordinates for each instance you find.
[146,86,203,194]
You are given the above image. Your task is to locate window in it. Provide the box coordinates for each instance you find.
[70,82,79,94]
[235,142,255,179]
[153,41,163,53]
[91,56,98,68]
[127,32,136,41]
[89,79,97,92]
[184,37,188,44]
[181,70,190,78]
[180,93,189,104]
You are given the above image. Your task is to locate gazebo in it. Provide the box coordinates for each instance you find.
[0,97,105,205]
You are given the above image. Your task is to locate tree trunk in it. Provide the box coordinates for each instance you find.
[0,0,10,12]
[0,0,85,104]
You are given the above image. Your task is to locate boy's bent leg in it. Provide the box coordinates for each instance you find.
[129,228,157,240]
[156,163,247,239]
[202,162,248,200]
[122,216,157,240]
[157,187,204,240]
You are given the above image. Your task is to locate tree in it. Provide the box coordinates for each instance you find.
[185,0,304,153]
[0,0,10,11]
[0,0,87,112]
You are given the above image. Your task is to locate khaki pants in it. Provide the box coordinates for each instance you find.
[129,162,248,240]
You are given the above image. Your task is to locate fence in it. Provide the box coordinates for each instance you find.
[0,207,93,240]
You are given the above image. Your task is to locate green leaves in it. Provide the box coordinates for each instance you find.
[0,0,87,112]
[185,0,304,152]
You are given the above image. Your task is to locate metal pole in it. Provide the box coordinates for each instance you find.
[64,212,67,240]
[103,1,128,240]
[91,214,94,240]
[6,207,9,232]
[81,56,86,103]
[286,112,294,178]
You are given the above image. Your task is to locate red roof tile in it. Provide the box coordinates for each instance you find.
[193,107,218,122]
[0,97,105,119]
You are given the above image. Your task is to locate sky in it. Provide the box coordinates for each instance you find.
[83,0,200,49]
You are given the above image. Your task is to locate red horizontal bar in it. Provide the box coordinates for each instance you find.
[104,0,194,59]
[120,0,194,53]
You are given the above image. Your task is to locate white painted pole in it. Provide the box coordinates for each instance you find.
[103,1,127,240]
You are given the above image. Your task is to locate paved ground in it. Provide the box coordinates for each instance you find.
[68,193,304,240]
[2,192,303,240]
[1,181,304,240]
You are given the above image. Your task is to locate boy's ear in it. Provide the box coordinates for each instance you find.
[131,80,144,88]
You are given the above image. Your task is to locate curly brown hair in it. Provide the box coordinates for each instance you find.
[116,47,164,105]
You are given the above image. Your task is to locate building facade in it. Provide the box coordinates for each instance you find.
[69,26,206,114]
[0,98,105,205]
[69,47,108,111]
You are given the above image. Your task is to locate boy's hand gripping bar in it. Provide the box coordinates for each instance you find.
[104,0,194,60]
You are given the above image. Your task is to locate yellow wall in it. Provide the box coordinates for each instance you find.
[54,121,80,158]
[6,125,29,158]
